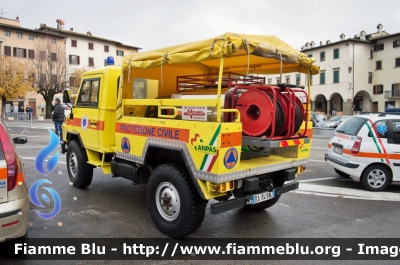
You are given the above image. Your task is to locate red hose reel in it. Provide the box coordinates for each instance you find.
[224,86,307,138]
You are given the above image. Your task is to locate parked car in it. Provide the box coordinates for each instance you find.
[0,122,29,242]
[316,115,349,128]
[310,113,326,127]
[325,113,400,191]
[61,104,72,118]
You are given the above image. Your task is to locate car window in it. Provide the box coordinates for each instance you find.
[393,120,400,144]
[329,116,341,122]
[336,117,367,136]
[368,120,388,139]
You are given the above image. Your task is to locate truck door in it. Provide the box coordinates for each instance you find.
[388,120,400,180]
[75,76,101,150]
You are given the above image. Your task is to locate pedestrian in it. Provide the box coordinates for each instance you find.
[52,98,65,141]
[25,105,32,120]
[18,105,24,120]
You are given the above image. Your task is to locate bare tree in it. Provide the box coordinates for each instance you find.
[69,67,89,103]
[0,56,34,120]
[31,40,69,118]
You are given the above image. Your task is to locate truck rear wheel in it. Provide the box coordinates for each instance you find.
[67,140,93,189]
[146,163,207,238]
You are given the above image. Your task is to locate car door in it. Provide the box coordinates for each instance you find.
[388,119,400,180]
[75,75,101,150]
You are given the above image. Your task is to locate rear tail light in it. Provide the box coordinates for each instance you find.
[0,124,18,191]
[351,136,362,155]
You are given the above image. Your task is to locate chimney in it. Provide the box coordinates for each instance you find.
[377,23,383,34]
[56,19,64,30]
[320,41,323,46]
[310,41,315,47]
[15,15,19,21]
[326,40,331,44]
[340,33,345,41]
[87,31,92,36]
[305,42,310,49]
[360,30,366,40]
[70,27,73,31]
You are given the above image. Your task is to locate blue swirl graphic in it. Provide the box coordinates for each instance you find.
[29,179,62,220]
[34,129,60,176]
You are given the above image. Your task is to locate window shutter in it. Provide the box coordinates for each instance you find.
[77,56,80,65]
[69,55,72,64]
[13,47,16,56]
[23,49,27,58]
[394,41,396,48]
[373,86,376,94]
[382,43,384,50]
[374,45,377,52]
[393,84,395,91]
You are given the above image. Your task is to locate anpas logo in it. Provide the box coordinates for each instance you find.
[190,133,217,154]
[30,129,62,219]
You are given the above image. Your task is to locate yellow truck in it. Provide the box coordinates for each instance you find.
[62,33,319,238]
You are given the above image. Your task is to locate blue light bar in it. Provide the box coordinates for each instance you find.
[106,56,115,65]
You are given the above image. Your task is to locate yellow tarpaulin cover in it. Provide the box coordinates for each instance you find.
[121,33,319,98]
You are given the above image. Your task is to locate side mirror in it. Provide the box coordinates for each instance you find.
[13,136,27,144]
[63,90,71,104]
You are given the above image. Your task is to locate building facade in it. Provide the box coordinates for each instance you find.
[0,17,140,117]
[267,24,400,117]
[0,17,65,116]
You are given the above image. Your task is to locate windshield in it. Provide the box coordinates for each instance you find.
[328,116,342,122]
[336,117,367,136]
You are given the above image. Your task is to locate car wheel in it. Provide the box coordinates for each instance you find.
[146,163,207,238]
[66,140,93,189]
[361,165,390,191]
[334,168,350,177]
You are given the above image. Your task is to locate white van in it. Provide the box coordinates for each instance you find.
[325,113,400,191]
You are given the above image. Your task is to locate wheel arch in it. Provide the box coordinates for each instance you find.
[361,162,393,183]
[143,145,206,200]
[66,131,85,148]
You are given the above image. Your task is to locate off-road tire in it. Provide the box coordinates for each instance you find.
[66,140,93,189]
[334,168,350,178]
[244,195,281,211]
[361,165,390,191]
[146,163,207,238]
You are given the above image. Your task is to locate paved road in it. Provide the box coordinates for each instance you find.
[2,124,400,265]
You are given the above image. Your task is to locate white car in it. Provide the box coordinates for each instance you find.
[325,113,400,191]
[61,104,72,118]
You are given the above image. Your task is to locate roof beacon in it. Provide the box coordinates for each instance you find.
[106,56,115,66]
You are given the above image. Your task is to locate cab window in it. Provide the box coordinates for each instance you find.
[368,120,388,138]
[77,78,100,107]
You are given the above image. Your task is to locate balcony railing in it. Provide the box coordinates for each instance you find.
[384,90,400,98]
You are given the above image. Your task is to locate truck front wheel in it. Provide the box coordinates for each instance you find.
[66,141,93,189]
[146,163,207,238]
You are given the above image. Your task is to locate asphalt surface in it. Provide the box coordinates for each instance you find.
[1,122,400,265]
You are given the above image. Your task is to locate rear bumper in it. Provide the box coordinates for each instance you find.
[325,153,360,169]
[0,196,30,242]
[210,181,299,215]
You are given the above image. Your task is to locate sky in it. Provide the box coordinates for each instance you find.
[3,0,400,51]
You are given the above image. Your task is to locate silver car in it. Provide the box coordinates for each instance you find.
[0,122,29,242]
[316,115,349,128]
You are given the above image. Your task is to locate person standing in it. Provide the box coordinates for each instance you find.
[52,98,65,141]
[25,105,32,120]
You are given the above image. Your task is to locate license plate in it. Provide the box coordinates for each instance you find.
[250,190,276,205]
[333,146,343,154]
